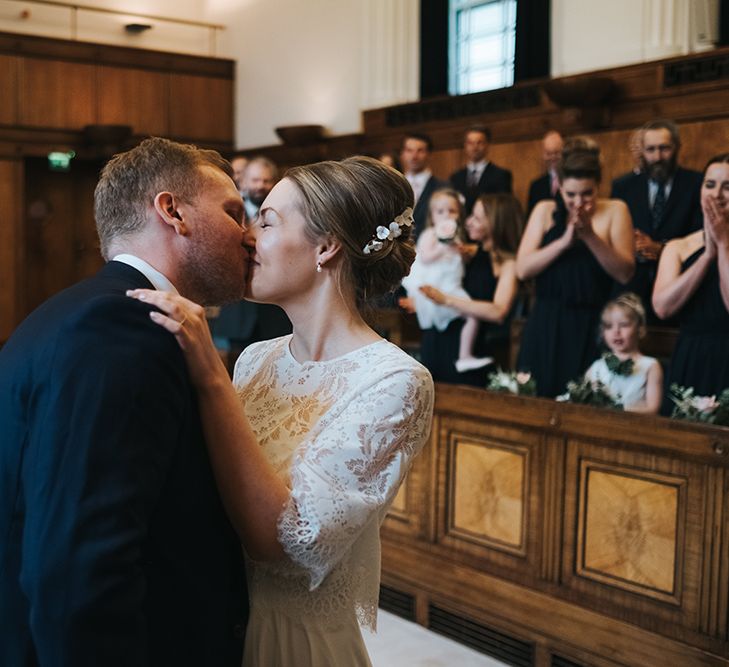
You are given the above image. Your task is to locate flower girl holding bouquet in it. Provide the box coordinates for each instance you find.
[583,293,663,413]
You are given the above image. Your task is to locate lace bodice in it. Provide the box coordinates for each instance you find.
[233,336,434,630]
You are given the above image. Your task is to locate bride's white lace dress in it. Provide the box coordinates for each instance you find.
[232,335,434,666]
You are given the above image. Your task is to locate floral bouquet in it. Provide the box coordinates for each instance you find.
[669,384,729,426]
[486,370,536,396]
[557,377,623,410]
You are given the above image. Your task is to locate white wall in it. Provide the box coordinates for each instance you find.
[205,0,419,149]
[551,0,720,77]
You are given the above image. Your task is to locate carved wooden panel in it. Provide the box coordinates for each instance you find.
[97,66,168,137]
[562,438,707,632]
[0,54,18,125]
[168,73,233,142]
[450,439,527,553]
[578,462,684,602]
[19,57,97,129]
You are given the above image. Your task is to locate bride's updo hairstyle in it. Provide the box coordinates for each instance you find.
[557,136,602,183]
[285,156,416,312]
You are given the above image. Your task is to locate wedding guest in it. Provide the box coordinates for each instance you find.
[450,125,512,215]
[400,132,446,238]
[417,193,522,386]
[584,293,662,413]
[0,138,248,667]
[129,156,434,666]
[401,188,487,375]
[231,154,249,195]
[242,156,278,221]
[653,153,729,411]
[527,130,564,215]
[516,140,634,397]
[611,119,703,321]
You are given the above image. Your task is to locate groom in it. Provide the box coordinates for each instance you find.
[0,138,249,666]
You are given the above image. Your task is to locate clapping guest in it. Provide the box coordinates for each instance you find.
[611,119,703,321]
[450,125,512,215]
[516,140,634,397]
[653,153,729,409]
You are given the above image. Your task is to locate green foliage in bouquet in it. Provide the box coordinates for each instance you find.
[669,384,729,426]
[486,370,537,396]
[560,377,623,410]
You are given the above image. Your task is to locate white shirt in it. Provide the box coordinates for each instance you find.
[648,177,673,207]
[111,254,179,294]
[467,160,488,184]
[405,169,432,204]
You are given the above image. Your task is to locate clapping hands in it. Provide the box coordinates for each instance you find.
[702,192,729,258]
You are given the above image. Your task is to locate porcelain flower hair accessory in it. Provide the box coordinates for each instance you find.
[362,207,414,255]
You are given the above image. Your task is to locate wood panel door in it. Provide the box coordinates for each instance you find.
[168,73,233,142]
[19,57,97,129]
[0,54,18,126]
[97,65,169,137]
[0,159,24,342]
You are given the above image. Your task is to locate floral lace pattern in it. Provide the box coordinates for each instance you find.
[233,336,434,630]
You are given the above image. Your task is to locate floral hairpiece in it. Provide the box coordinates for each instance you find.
[362,207,414,255]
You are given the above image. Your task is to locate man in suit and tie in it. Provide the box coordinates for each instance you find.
[0,138,249,667]
[400,132,447,238]
[450,125,512,215]
[610,119,702,321]
[527,130,564,215]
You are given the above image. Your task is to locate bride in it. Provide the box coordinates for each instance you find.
[129,156,434,666]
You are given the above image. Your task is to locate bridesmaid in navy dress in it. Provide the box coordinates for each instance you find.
[418,193,522,386]
[516,141,635,397]
[653,153,729,411]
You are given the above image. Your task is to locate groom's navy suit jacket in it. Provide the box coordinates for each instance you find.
[0,261,247,667]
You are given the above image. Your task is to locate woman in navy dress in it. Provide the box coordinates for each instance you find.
[515,141,635,397]
[653,153,729,411]
[418,193,522,387]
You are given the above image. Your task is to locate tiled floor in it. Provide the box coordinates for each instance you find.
[362,610,507,666]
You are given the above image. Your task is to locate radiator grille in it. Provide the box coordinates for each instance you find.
[428,604,534,666]
[378,584,416,621]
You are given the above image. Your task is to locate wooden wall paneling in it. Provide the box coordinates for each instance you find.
[0,158,24,342]
[97,65,169,137]
[19,57,97,129]
[699,466,727,639]
[0,54,18,126]
[540,433,566,584]
[168,73,233,143]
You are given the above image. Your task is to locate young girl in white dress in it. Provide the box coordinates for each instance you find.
[129,156,434,667]
[584,292,663,413]
[401,188,487,372]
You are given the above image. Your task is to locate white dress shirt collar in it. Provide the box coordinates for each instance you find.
[405,169,432,203]
[111,254,179,294]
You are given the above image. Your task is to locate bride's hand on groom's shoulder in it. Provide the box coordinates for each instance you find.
[126,289,229,389]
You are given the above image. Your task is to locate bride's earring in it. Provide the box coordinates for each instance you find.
[316,262,322,273]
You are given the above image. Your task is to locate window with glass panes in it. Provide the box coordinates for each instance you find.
[449,0,517,95]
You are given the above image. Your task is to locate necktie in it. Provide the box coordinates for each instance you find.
[550,172,559,196]
[652,183,666,229]
[468,168,479,188]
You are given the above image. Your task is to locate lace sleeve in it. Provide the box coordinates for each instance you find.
[277,363,434,590]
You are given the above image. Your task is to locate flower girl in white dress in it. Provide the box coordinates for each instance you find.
[584,293,663,413]
[129,157,434,666]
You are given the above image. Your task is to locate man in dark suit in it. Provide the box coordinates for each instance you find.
[0,138,248,667]
[527,130,564,215]
[610,119,702,321]
[400,132,447,238]
[450,125,512,215]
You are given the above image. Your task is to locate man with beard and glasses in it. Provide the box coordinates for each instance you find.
[611,119,702,322]
[0,138,249,667]
[242,156,278,221]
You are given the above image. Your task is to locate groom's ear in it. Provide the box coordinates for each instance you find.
[154,191,187,236]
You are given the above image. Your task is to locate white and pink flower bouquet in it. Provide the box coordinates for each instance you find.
[487,370,536,396]
[669,384,729,426]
